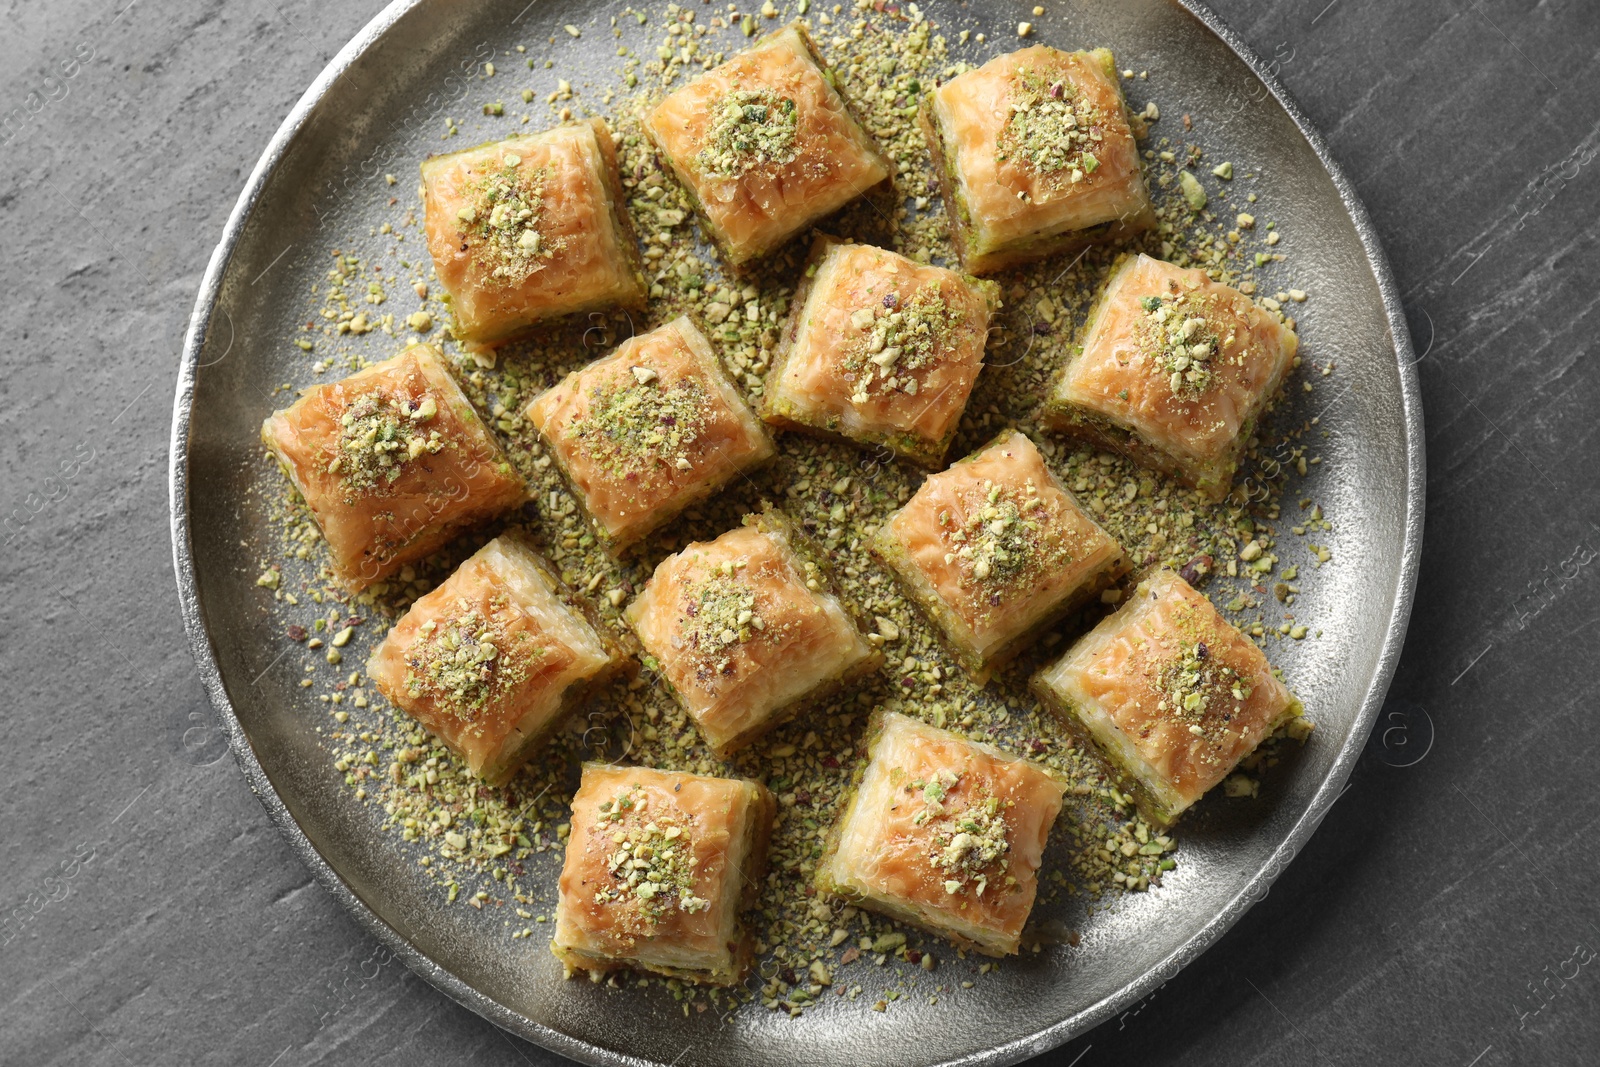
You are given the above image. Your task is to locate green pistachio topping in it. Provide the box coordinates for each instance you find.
[329,389,444,496]
[593,786,710,918]
[404,598,536,717]
[567,369,712,484]
[457,153,563,285]
[678,562,767,680]
[937,479,1072,605]
[904,772,1010,896]
[1158,639,1252,725]
[843,281,966,405]
[696,89,800,178]
[995,68,1106,189]
[1135,291,1236,400]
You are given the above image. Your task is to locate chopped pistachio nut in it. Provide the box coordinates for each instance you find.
[678,567,767,677]
[329,390,445,496]
[566,371,711,483]
[1223,774,1258,798]
[937,478,1071,613]
[905,772,1010,896]
[696,89,799,178]
[404,599,537,717]
[457,156,563,286]
[592,786,710,918]
[996,67,1106,188]
[1134,289,1250,400]
[1178,170,1207,212]
[1158,640,1251,725]
[842,282,965,405]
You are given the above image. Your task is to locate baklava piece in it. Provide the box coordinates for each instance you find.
[524,316,775,553]
[1032,568,1304,826]
[260,345,526,591]
[625,509,880,756]
[921,46,1154,274]
[366,535,620,785]
[553,764,775,985]
[872,429,1126,680]
[1039,253,1299,501]
[643,23,891,267]
[761,236,1001,466]
[421,121,646,344]
[815,711,1066,957]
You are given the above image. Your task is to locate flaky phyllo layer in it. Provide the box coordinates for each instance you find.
[816,712,1066,955]
[554,765,774,984]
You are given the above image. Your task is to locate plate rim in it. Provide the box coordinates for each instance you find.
[167,1,1425,1063]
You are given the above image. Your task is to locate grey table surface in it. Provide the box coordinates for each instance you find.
[3,0,1597,1064]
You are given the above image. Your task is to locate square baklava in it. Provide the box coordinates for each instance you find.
[1038,253,1299,501]
[1032,568,1304,825]
[524,316,775,553]
[642,23,891,267]
[421,121,646,344]
[761,236,1001,466]
[260,344,526,591]
[814,711,1067,957]
[625,509,880,756]
[366,535,620,784]
[872,429,1126,679]
[553,764,775,985]
[921,46,1154,273]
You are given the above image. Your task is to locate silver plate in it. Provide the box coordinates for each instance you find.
[169,1,1423,1064]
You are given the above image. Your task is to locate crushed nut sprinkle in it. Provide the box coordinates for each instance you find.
[996,68,1107,190]
[1134,288,1239,400]
[938,479,1071,604]
[843,282,966,405]
[593,786,711,918]
[329,390,444,495]
[696,89,800,178]
[404,598,537,717]
[676,563,767,680]
[457,154,563,285]
[567,370,712,483]
[904,772,1010,895]
[1157,639,1252,727]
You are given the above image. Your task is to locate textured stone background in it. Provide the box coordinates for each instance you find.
[3,0,1597,1064]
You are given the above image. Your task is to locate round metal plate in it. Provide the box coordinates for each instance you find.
[169,1,1423,1064]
